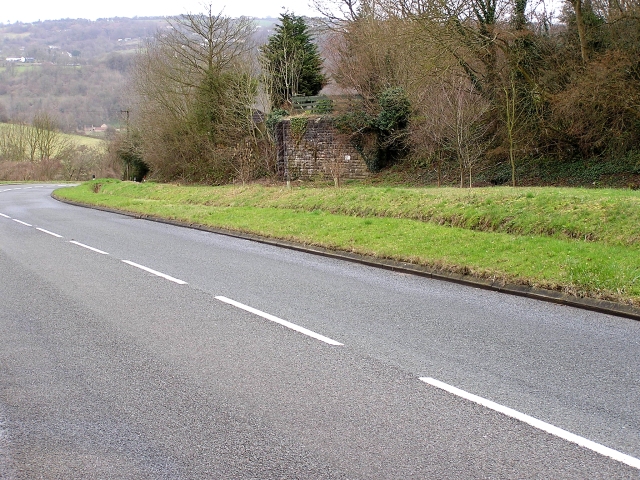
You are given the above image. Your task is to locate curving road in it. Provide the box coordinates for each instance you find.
[0,184,639,479]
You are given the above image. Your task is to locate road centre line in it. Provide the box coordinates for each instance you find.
[420,377,640,470]
[122,260,188,285]
[215,296,343,346]
[69,241,109,255]
[1,204,186,285]
[12,219,32,226]
[36,227,63,238]
[4,209,186,284]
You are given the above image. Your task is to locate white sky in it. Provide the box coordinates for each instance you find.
[0,0,318,24]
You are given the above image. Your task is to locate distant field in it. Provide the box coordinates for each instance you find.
[0,64,40,74]
[68,133,106,148]
[0,123,106,149]
[0,64,84,73]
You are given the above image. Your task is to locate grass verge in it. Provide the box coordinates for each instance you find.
[54,180,640,306]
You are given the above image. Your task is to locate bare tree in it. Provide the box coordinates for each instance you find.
[131,6,260,183]
[0,113,71,167]
[502,71,534,186]
[0,123,28,162]
[440,76,491,187]
[31,112,72,162]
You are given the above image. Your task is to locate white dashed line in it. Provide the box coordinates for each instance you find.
[215,296,343,346]
[420,377,640,470]
[12,219,32,226]
[36,228,63,238]
[0,213,10,218]
[121,260,188,285]
[69,241,109,255]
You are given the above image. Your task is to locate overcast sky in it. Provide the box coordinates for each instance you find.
[2,0,566,25]
[1,0,318,24]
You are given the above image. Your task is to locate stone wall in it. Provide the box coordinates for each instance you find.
[276,116,370,181]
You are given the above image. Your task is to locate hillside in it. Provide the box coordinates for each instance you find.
[0,17,280,131]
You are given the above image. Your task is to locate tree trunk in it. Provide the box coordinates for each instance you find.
[572,0,589,63]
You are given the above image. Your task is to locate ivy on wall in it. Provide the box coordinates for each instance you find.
[290,116,309,141]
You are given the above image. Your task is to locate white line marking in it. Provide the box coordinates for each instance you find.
[69,241,109,255]
[12,219,32,226]
[121,260,187,285]
[0,213,10,218]
[36,228,63,238]
[215,296,343,346]
[420,377,640,470]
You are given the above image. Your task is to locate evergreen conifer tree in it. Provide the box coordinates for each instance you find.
[260,13,326,108]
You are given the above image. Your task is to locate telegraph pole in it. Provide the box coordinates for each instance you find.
[120,109,130,180]
[120,109,129,130]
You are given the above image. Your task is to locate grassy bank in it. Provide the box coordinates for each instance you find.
[54,180,640,306]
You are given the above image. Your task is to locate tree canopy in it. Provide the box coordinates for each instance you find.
[131,8,262,183]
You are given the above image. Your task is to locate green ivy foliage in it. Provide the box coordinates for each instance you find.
[266,109,289,138]
[333,110,375,134]
[376,87,411,133]
[312,98,334,114]
[290,116,308,140]
[332,87,411,172]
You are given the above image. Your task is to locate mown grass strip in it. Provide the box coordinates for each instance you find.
[55,180,640,306]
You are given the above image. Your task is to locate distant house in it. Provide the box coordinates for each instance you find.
[5,57,35,63]
[84,124,109,134]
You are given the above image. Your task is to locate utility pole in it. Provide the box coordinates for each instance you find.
[120,109,130,180]
[120,110,130,131]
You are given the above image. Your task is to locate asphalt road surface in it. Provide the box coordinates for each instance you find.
[0,184,639,479]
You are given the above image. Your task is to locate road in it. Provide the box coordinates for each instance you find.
[0,184,639,479]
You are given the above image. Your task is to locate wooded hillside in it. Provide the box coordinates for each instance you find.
[0,17,279,131]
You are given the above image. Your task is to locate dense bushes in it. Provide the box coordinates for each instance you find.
[323,0,640,186]
[131,10,265,184]
[333,87,411,172]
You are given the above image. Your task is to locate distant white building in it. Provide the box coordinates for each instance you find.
[5,57,35,63]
